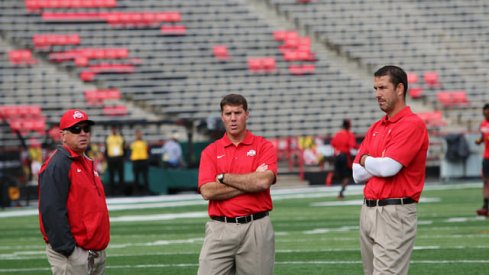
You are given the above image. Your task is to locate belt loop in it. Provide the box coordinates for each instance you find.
[401,198,404,205]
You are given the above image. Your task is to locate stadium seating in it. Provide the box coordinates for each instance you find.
[1,0,488,165]
[436,91,469,108]
[33,33,81,48]
[25,0,117,12]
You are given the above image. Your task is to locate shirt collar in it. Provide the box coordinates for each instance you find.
[61,145,84,158]
[221,130,254,147]
[381,106,412,125]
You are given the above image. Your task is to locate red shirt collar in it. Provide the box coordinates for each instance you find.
[62,145,84,158]
[381,106,412,125]
[221,130,254,147]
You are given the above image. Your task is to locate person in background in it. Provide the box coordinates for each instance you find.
[38,109,110,275]
[129,129,150,195]
[331,118,358,198]
[475,103,489,217]
[197,94,278,275]
[105,125,125,195]
[352,65,429,275]
[87,143,106,177]
[161,132,183,169]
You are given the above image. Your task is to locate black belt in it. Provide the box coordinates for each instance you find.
[364,197,416,207]
[211,211,269,224]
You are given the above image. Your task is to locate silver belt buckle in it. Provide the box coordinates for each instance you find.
[235,216,246,224]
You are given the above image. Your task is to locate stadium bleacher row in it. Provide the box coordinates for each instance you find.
[1,0,487,167]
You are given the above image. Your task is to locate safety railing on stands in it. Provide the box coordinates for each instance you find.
[271,136,304,180]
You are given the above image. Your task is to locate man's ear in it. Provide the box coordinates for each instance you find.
[397,83,405,97]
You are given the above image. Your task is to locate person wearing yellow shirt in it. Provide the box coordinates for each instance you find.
[105,126,125,195]
[130,129,150,195]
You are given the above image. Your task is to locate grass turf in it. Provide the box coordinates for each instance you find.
[1,184,488,274]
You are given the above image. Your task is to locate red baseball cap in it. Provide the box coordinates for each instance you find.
[59,109,95,130]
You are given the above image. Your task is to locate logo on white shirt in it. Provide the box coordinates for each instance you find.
[247,150,256,157]
[217,155,225,159]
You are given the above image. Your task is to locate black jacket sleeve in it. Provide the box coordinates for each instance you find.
[39,150,76,257]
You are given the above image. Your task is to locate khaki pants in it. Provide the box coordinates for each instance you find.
[359,204,417,275]
[46,244,106,275]
[198,215,275,275]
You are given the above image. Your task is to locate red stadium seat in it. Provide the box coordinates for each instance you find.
[288,64,315,75]
[160,25,187,35]
[408,87,424,99]
[0,105,43,120]
[25,0,116,12]
[213,45,230,60]
[84,89,121,105]
[33,34,80,48]
[105,12,181,26]
[248,57,276,73]
[424,71,440,87]
[80,64,134,81]
[42,12,104,22]
[273,30,288,41]
[103,105,128,116]
[436,91,469,107]
[8,119,23,133]
[416,111,446,127]
[407,72,418,84]
[50,48,130,66]
[248,58,262,72]
[8,50,37,65]
[262,58,277,72]
[0,106,18,119]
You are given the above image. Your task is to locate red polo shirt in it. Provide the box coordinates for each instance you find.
[480,120,489,159]
[198,131,278,217]
[354,106,429,201]
[331,129,357,154]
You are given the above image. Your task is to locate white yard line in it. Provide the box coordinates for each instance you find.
[0,182,482,219]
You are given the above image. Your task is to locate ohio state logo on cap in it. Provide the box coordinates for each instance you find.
[60,109,94,130]
[73,111,84,119]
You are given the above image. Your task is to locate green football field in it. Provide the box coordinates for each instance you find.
[1,182,488,274]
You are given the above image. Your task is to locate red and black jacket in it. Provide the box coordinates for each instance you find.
[38,145,110,256]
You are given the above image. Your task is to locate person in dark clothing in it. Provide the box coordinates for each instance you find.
[38,109,110,275]
[331,119,358,198]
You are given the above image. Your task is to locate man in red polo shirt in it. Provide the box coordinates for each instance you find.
[197,94,277,275]
[475,103,489,217]
[352,66,429,275]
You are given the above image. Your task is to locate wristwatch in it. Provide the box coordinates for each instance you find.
[217,173,225,184]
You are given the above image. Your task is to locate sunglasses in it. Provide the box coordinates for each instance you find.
[66,125,91,134]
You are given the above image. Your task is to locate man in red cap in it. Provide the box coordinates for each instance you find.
[38,109,110,275]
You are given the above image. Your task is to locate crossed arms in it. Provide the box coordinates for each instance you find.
[200,163,275,201]
[352,155,403,183]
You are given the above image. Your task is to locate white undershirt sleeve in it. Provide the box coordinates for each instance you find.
[352,163,373,183]
[364,156,403,177]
